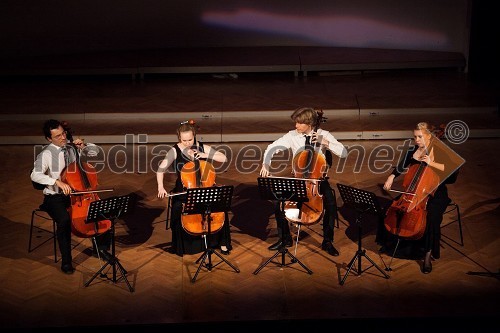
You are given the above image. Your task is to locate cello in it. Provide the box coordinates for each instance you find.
[284,109,328,225]
[179,157,225,236]
[384,139,440,240]
[60,137,113,239]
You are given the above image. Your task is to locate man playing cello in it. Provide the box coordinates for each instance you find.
[260,107,347,256]
[30,119,111,274]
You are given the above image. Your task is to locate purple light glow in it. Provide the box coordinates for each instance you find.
[202,8,449,50]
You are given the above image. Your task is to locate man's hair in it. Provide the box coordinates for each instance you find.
[291,107,318,126]
[43,119,61,140]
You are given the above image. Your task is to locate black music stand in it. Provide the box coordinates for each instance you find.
[183,185,240,283]
[337,183,390,285]
[84,195,134,292]
[253,177,313,275]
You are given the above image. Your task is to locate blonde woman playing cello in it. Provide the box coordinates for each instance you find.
[260,107,347,256]
[377,122,459,274]
[157,121,232,257]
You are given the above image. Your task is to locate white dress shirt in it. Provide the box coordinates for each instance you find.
[263,128,347,167]
[30,143,79,195]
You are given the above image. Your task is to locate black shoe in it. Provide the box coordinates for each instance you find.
[61,263,75,275]
[422,259,433,274]
[422,262,432,274]
[268,239,293,251]
[220,247,230,255]
[422,251,433,274]
[322,241,339,256]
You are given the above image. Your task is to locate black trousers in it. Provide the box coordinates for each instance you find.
[43,194,111,265]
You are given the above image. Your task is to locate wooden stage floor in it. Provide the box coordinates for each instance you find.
[0,69,498,332]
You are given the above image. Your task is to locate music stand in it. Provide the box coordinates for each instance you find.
[183,185,240,283]
[84,195,134,292]
[253,177,313,275]
[337,183,390,285]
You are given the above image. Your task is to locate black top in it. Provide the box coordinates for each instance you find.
[392,139,459,199]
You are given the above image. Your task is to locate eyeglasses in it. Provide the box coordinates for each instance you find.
[52,131,67,140]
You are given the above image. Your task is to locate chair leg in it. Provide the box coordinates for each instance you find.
[28,209,36,253]
[28,209,58,263]
[442,202,464,246]
[332,188,340,228]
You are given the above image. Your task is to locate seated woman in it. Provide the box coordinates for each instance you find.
[156,120,232,257]
[377,122,460,274]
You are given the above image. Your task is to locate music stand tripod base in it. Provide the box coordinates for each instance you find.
[84,195,134,292]
[183,186,240,283]
[337,184,390,285]
[253,177,313,275]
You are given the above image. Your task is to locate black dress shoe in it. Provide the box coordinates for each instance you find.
[422,260,433,274]
[220,247,230,255]
[422,251,433,274]
[321,241,340,256]
[61,263,75,275]
[268,239,293,251]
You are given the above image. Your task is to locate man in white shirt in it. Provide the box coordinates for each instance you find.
[260,107,347,256]
[30,119,109,274]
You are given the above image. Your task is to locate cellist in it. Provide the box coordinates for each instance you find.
[156,120,232,257]
[30,119,111,274]
[377,122,459,274]
[260,107,347,256]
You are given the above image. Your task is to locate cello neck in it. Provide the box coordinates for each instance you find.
[407,162,427,192]
[64,143,92,189]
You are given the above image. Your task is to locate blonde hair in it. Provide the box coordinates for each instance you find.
[291,107,318,126]
[416,122,434,134]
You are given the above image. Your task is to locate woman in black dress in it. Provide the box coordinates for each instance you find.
[378,122,459,274]
[156,121,232,256]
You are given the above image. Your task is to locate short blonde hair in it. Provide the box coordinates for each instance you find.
[416,122,434,134]
[291,107,318,126]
